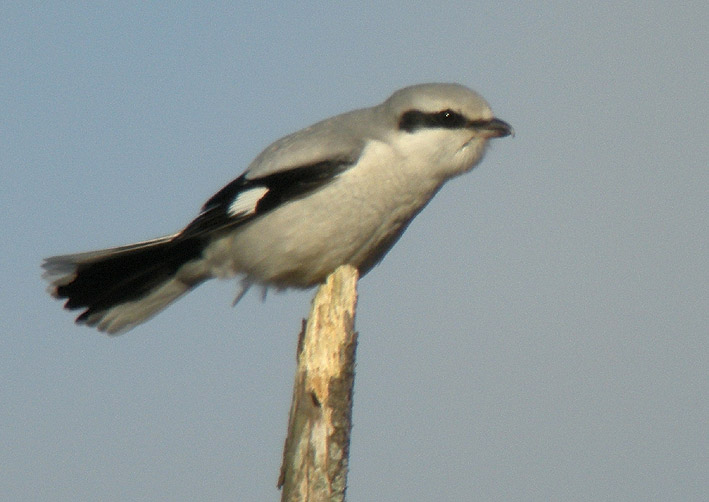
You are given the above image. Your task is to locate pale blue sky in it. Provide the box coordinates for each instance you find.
[2,2,707,500]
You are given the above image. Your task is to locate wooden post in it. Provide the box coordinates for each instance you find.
[278,265,359,502]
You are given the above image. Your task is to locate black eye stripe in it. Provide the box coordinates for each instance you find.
[398,109,468,132]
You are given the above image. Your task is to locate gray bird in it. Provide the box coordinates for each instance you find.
[43,83,513,334]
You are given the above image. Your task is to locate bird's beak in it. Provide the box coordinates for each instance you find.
[483,118,514,138]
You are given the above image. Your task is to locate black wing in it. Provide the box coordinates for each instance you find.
[178,158,354,240]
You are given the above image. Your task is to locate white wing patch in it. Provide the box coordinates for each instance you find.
[227,187,269,217]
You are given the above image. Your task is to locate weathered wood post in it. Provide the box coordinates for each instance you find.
[278,264,359,502]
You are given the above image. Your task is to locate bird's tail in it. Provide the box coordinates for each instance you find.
[42,234,208,334]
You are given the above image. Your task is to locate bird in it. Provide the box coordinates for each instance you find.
[42,83,513,334]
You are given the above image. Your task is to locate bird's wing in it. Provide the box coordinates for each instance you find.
[178,129,365,240]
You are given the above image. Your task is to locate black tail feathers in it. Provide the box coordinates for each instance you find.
[43,235,206,334]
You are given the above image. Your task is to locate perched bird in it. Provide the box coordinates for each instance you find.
[43,83,513,334]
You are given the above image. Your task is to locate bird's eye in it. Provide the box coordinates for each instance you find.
[398,109,467,132]
[437,109,465,128]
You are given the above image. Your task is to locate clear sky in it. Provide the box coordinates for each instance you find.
[2,2,707,501]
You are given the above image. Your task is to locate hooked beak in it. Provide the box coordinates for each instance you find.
[479,117,514,138]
